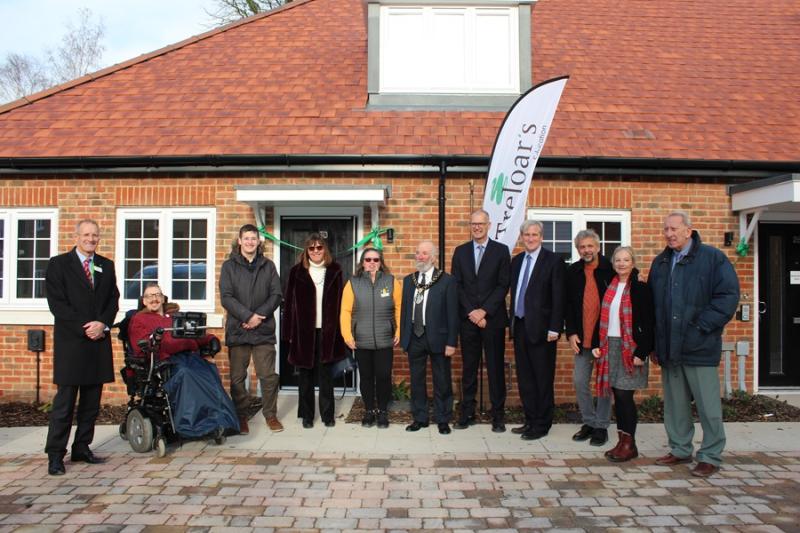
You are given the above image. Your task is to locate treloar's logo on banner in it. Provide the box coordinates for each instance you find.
[483,76,569,252]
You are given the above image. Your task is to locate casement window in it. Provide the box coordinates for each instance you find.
[526,209,631,263]
[0,209,58,307]
[367,1,533,108]
[116,208,215,312]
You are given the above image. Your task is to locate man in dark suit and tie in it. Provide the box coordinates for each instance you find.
[44,219,120,475]
[451,209,510,432]
[509,220,566,440]
[400,240,459,435]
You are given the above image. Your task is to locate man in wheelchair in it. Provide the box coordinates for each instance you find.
[120,283,239,455]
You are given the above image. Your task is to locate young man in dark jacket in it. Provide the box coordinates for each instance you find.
[564,229,616,446]
[220,224,283,434]
[648,211,739,478]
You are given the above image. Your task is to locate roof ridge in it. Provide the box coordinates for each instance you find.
[0,0,314,115]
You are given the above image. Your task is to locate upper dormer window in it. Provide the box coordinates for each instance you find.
[367,1,533,109]
[380,6,520,94]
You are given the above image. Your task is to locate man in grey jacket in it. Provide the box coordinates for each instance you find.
[220,224,283,434]
[648,211,739,478]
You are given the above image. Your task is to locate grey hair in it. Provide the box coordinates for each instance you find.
[471,209,490,222]
[665,210,692,227]
[418,239,438,259]
[611,245,637,266]
[75,219,100,234]
[573,229,600,248]
[519,220,543,234]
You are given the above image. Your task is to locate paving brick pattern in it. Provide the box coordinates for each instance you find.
[0,451,798,532]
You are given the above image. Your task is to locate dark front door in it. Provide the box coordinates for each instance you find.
[278,216,356,388]
[758,223,800,387]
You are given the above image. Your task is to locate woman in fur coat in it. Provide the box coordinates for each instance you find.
[283,233,346,428]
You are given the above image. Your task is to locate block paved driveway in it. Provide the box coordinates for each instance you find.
[0,450,798,532]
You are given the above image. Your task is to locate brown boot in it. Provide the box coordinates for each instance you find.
[607,431,638,462]
[604,431,624,459]
[238,417,249,435]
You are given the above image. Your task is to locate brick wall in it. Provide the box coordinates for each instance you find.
[0,172,754,406]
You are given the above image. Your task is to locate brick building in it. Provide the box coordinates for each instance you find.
[0,0,798,406]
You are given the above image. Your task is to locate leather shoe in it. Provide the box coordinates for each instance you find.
[691,462,720,478]
[70,450,106,464]
[47,455,65,476]
[238,417,249,435]
[323,419,335,428]
[453,416,476,429]
[492,421,506,433]
[405,421,429,432]
[521,429,547,441]
[654,453,692,466]
[511,424,530,435]
[302,419,314,429]
[572,424,593,441]
[438,423,451,435]
[589,428,608,446]
[266,417,284,432]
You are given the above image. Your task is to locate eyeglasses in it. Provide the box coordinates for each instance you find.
[307,245,324,252]
[363,257,380,263]
[143,293,163,300]
[470,222,489,227]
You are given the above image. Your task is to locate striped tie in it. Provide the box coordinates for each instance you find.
[83,258,94,288]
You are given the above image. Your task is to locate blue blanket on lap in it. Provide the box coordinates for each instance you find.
[163,353,239,438]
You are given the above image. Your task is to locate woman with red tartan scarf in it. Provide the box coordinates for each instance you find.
[592,246,655,462]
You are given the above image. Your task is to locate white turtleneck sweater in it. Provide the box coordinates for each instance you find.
[309,260,326,328]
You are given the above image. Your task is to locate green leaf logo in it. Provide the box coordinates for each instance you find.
[490,172,508,205]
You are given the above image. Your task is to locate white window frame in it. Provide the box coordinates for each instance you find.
[379,5,520,94]
[526,208,631,263]
[0,208,59,309]
[115,208,216,313]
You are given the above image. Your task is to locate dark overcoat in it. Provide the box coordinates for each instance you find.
[45,248,120,385]
[282,261,346,369]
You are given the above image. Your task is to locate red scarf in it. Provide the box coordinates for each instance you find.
[595,276,636,397]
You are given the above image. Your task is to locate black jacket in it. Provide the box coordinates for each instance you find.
[450,238,510,329]
[509,247,566,343]
[46,249,119,385]
[220,251,282,346]
[622,269,656,360]
[564,254,615,349]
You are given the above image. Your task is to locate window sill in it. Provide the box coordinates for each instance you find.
[0,310,224,328]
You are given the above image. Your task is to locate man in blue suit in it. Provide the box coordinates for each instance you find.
[400,240,459,435]
[451,209,510,432]
[509,220,566,440]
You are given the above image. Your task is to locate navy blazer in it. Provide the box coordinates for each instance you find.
[450,238,510,329]
[399,269,459,354]
[509,246,566,344]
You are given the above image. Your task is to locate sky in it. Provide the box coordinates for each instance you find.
[0,0,220,69]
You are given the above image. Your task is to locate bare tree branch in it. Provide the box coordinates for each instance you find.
[0,53,51,102]
[0,8,105,104]
[47,8,106,83]
[205,0,289,26]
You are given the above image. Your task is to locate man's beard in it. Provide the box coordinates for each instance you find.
[416,260,433,271]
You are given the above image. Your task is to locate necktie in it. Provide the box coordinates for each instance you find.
[413,273,426,337]
[515,255,531,318]
[83,257,94,288]
[475,245,484,274]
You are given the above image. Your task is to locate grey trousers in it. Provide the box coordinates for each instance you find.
[229,344,279,419]
[662,364,725,466]
[573,348,612,429]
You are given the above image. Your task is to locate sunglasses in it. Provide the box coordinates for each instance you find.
[363,257,381,263]
[307,245,324,252]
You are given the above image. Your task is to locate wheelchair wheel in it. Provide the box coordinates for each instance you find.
[213,427,226,446]
[119,421,128,441]
[154,436,167,458]
[126,409,154,453]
